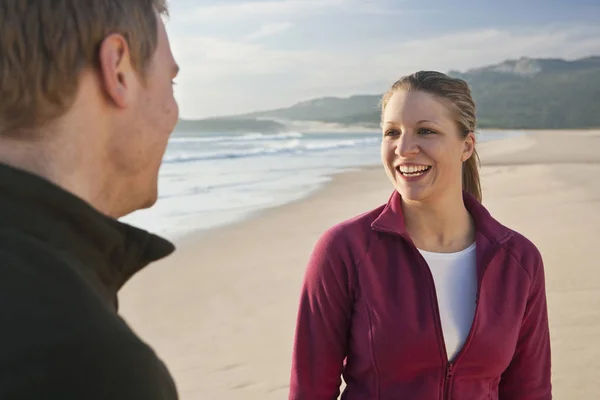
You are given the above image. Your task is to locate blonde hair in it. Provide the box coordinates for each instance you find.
[0,0,168,136]
[380,71,482,202]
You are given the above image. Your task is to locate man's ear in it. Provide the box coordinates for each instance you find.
[462,132,476,162]
[98,33,134,109]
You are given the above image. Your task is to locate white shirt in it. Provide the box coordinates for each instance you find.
[418,243,477,361]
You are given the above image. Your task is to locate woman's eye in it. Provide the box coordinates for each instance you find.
[384,129,400,137]
[419,128,436,135]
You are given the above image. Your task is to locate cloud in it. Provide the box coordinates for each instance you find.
[392,26,600,72]
[245,22,293,41]
[169,23,600,118]
[184,0,409,24]
[190,0,346,22]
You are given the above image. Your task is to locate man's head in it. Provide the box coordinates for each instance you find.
[0,0,180,217]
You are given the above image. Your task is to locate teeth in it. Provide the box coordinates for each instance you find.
[398,165,429,173]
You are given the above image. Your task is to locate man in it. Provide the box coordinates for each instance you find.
[0,1,180,398]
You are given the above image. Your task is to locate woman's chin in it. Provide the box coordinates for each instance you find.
[395,184,435,204]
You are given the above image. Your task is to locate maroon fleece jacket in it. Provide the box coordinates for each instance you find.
[289,190,552,400]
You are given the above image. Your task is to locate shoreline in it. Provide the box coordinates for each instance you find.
[172,165,377,247]
[119,129,600,399]
[168,128,527,246]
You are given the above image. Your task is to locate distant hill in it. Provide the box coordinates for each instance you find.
[448,56,600,129]
[240,95,382,125]
[174,117,286,135]
[231,55,600,130]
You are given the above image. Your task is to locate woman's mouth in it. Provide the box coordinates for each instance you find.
[396,164,432,179]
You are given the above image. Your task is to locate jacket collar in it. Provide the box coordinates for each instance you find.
[0,163,175,300]
[371,190,513,245]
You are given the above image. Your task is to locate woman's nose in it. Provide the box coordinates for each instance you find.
[396,133,419,157]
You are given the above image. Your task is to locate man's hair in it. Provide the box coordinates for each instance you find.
[0,0,168,136]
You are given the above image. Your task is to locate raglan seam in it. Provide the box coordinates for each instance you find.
[333,217,381,398]
[501,241,536,283]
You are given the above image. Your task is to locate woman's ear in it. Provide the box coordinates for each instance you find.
[462,132,476,162]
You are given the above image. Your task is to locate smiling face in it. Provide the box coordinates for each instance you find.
[381,90,475,204]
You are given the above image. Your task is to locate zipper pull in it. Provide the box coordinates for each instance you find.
[446,363,454,380]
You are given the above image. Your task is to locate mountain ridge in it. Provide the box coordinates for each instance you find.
[177,55,600,131]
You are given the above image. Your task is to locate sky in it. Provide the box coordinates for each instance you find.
[165,0,600,119]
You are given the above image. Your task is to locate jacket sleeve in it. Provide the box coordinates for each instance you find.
[499,253,552,399]
[289,227,356,400]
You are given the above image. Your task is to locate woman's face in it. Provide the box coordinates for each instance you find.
[380,90,475,204]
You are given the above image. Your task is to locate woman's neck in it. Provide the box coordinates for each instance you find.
[402,191,475,253]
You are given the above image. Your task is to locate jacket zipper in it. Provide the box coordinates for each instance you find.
[414,242,505,400]
[444,363,454,399]
[412,246,453,399]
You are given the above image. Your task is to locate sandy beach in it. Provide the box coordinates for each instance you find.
[119,129,600,399]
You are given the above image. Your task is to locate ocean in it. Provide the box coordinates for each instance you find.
[120,129,521,241]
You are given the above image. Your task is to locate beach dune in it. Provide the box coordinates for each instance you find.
[119,130,600,399]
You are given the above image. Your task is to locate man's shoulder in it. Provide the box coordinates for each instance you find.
[0,332,178,399]
[0,229,125,334]
[0,229,69,271]
[0,229,101,300]
[0,230,178,399]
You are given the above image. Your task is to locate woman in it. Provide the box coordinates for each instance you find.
[288,71,551,400]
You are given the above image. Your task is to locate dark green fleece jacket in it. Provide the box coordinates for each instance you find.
[0,163,178,399]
